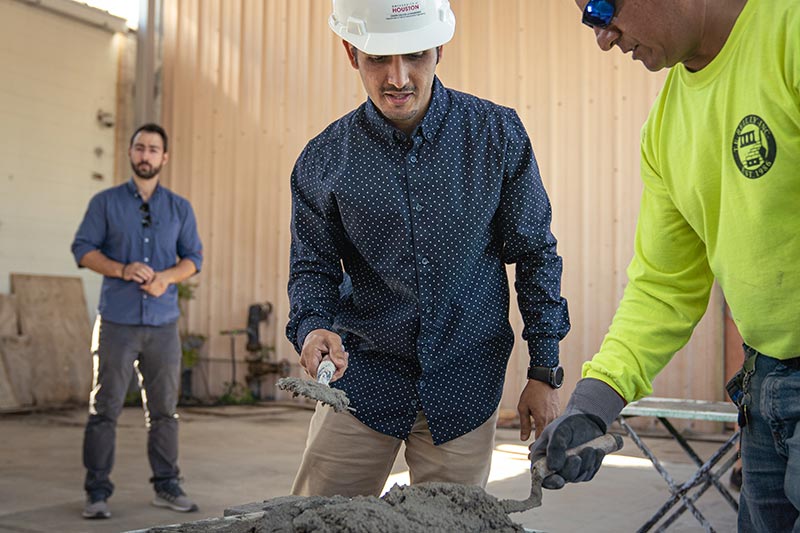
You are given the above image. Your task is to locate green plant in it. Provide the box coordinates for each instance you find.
[181,333,206,369]
[217,382,255,405]
[177,280,198,306]
[177,281,205,369]
[124,388,142,406]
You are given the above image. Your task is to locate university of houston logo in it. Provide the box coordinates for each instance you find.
[732,114,777,179]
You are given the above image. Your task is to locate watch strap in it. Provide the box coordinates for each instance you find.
[527,365,564,388]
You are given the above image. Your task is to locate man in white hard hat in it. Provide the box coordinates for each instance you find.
[286,0,570,497]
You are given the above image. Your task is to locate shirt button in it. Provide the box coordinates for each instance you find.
[414,203,424,212]
[409,155,417,163]
[419,380,426,389]
[426,306,433,314]
[144,238,149,243]
[421,257,429,265]
[144,257,149,263]
[425,132,433,140]
[143,295,148,300]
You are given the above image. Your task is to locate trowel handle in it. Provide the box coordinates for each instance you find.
[532,433,623,480]
[316,360,336,385]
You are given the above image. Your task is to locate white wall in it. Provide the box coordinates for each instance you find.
[0,0,123,320]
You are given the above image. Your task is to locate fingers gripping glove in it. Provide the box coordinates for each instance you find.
[530,378,625,489]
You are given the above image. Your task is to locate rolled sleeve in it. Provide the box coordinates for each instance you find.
[176,200,203,272]
[71,193,107,267]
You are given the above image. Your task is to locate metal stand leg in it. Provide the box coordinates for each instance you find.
[659,418,740,510]
[618,417,716,532]
[656,451,739,531]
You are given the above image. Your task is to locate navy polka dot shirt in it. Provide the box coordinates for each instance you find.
[287,77,570,444]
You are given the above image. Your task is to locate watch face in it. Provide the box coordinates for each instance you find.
[553,366,565,386]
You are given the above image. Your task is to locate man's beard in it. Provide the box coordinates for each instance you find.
[131,160,161,179]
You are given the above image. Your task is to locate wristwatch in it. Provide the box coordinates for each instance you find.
[527,365,565,389]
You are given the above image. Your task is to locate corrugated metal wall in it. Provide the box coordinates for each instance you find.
[161,1,725,422]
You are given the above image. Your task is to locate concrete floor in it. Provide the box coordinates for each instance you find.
[0,404,739,533]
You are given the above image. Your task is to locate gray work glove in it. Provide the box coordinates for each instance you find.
[530,378,625,489]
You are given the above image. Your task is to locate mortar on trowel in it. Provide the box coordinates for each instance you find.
[277,359,352,413]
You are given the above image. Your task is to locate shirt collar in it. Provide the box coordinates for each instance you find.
[126,177,161,201]
[363,75,449,143]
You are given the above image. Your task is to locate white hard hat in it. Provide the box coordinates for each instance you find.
[329,0,456,56]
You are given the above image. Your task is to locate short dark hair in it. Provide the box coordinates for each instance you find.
[349,45,441,65]
[130,123,169,152]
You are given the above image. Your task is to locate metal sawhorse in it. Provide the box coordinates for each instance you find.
[618,397,740,532]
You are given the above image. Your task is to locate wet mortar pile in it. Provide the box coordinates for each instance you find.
[147,482,526,533]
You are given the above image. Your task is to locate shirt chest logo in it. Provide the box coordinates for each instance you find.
[731,114,776,179]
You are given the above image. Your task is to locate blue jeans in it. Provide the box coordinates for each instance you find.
[83,318,182,499]
[738,346,800,532]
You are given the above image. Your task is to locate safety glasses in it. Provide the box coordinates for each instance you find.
[582,0,616,29]
[139,202,152,228]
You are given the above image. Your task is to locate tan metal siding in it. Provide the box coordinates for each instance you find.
[161,1,725,422]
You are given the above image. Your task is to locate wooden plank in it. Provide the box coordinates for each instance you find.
[0,335,34,407]
[0,292,19,406]
[0,351,19,409]
[10,274,91,405]
[0,294,18,337]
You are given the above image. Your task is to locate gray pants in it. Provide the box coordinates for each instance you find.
[83,317,182,498]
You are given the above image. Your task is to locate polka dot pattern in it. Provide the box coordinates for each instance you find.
[287,77,570,444]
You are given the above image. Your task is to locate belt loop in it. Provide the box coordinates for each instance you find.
[742,343,758,373]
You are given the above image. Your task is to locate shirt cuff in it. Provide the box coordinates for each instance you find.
[72,245,97,268]
[183,254,203,274]
[295,315,334,352]
[527,336,560,367]
[565,378,626,429]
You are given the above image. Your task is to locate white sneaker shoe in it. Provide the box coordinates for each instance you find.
[152,482,198,512]
[82,498,111,519]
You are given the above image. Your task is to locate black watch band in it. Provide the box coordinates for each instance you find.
[527,365,564,389]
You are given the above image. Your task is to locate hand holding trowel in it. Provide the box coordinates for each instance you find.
[277,331,352,413]
[500,433,623,514]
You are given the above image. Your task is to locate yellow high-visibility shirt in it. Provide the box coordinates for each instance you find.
[584,0,800,401]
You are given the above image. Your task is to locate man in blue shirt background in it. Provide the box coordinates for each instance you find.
[72,123,203,519]
[287,0,570,497]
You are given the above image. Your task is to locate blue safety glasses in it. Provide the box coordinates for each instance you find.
[582,0,616,29]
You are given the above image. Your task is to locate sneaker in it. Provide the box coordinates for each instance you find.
[82,497,111,519]
[152,481,198,512]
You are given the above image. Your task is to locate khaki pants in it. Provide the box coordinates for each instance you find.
[291,404,498,497]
